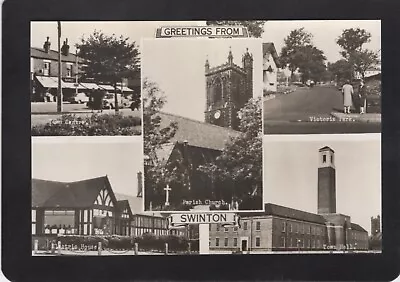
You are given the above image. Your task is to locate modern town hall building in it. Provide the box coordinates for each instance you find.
[209,146,369,252]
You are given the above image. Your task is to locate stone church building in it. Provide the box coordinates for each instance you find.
[146,48,261,211]
[209,146,369,252]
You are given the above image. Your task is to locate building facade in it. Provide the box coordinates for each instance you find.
[210,146,369,252]
[32,174,185,238]
[262,43,280,92]
[204,48,253,131]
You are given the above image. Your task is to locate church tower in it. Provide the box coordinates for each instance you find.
[204,48,253,131]
[317,146,336,214]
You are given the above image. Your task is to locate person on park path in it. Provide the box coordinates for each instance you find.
[358,80,367,114]
[342,80,354,114]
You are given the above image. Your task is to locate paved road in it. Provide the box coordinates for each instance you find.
[264,85,381,134]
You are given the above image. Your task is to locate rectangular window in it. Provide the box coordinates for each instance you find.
[256,221,261,231]
[216,238,220,247]
[43,62,50,76]
[233,238,238,247]
[282,221,286,232]
[32,209,36,222]
[233,226,238,232]
[307,225,310,234]
[224,227,229,233]
[243,222,248,230]
[255,237,260,247]
[66,64,72,77]
[281,236,286,247]
[32,223,36,235]
[323,155,327,163]
[295,223,298,233]
[224,238,228,247]
[289,223,292,233]
[216,224,220,231]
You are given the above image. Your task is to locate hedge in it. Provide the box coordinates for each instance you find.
[32,113,141,136]
[50,233,197,253]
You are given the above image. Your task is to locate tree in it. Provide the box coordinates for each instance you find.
[336,28,380,79]
[142,79,184,210]
[328,59,353,83]
[336,28,371,59]
[198,97,263,210]
[206,21,266,38]
[77,30,140,112]
[280,28,313,76]
[295,45,327,83]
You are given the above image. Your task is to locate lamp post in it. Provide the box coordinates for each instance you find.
[57,21,63,112]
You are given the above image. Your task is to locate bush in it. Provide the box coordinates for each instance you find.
[32,113,141,136]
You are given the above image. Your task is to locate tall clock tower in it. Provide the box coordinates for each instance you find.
[317,146,336,214]
[204,48,253,130]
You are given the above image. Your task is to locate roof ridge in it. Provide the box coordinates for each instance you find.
[159,111,241,134]
[32,175,108,185]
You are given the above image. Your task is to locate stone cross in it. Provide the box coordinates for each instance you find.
[164,184,171,206]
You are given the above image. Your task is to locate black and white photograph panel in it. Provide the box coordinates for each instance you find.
[250,134,380,254]
[262,20,381,134]
[142,38,263,212]
[31,137,188,256]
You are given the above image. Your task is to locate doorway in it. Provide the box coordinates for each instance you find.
[241,239,248,252]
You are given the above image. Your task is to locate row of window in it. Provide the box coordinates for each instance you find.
[282,221,324,236]
[34,60,74,77]
[214,237,262,247]
[280,236,322,249]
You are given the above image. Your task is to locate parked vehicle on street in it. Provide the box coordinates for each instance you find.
[102,93,130,109]
[68,92,90,104]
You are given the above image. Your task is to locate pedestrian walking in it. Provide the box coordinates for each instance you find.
[358,80,367,114]
[342,80,354,114]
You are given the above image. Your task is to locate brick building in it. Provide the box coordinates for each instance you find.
[31,37,137,102]
[210,146,369,252]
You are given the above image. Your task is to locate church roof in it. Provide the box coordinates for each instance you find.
[206,62,246,76]
[263,43,281,68]
[351,222,367,233]
[241,203,326,225]
[32,176,117,209]
[158,112,241,151]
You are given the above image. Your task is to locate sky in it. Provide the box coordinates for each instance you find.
[142,38,263,121]
[262,20,381,63]
[263,134,381,233]
[31,137,143,197]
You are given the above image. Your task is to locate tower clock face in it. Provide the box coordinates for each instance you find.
[214,110,221,119]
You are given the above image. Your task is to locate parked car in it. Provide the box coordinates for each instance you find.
[102,93,130,109]
[68,92,90,104]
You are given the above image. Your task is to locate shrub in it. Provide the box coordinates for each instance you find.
[32,113,141,136]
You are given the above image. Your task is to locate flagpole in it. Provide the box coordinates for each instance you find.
[57,21,63,113]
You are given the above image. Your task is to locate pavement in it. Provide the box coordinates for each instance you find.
[31,102,142,127]
[264,85,381,134]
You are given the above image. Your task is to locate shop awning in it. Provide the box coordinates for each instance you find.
[80,82,102,90]
[117,86,134,92]
[36,76,65,88]
[62,81,85,90]
[98,84,115,91]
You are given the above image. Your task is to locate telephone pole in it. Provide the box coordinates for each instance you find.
[57,21,63,112]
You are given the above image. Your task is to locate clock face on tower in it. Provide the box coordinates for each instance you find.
[214,110,221,119]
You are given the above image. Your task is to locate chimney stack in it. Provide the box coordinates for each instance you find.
[61,38,70,56]
[43,37,51,53]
